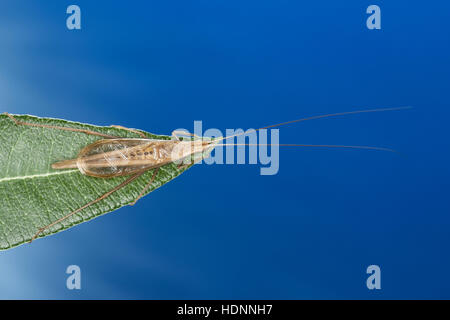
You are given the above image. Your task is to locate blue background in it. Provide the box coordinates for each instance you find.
[0,1,449,299]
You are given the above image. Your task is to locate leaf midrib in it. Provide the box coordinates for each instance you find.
[0,169,79,183]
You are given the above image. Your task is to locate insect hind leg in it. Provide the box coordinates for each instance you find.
[30,171,147,242]
[3,112,119,139]
[129,168,159,206]
[111,125,147,138]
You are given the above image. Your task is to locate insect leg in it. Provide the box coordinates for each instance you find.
[3,112,119,139]
[171,130,201,141]
[177,152,204,170]
[129,168,159,206]
[111,125,147,138]
[30,170,147,242]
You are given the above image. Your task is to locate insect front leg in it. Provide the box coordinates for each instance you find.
[171,130,201,141]
[176,152,204,170]
[3,112,120,139]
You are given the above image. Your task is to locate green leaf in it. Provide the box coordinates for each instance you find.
[0,114,192,250]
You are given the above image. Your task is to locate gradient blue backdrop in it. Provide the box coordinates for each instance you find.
[0,1,449,299]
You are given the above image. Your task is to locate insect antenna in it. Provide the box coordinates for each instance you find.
[214,106,412,143]
[214,143,398,153]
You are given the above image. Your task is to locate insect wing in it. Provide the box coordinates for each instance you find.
[77,139,160,177]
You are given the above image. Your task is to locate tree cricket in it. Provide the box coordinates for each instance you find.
[2,106,410,243]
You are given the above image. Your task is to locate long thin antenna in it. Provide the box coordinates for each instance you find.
[215,106,412,142]
[215,143,397,153]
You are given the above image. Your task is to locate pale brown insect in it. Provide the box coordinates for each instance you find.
[4,113,217,242]
[3,106,410,243]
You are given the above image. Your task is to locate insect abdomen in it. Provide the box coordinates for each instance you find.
[50,139,173,178]
[52,159,78,169]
